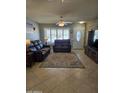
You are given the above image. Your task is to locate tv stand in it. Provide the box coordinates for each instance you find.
[85,46,98,63]
[85,30,98,63]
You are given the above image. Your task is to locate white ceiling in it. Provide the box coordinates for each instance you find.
[26,0,98,23]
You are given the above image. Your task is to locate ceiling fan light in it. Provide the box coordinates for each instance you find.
[57,20,64,27]
[58,23,64,27]
[56,16,65,27]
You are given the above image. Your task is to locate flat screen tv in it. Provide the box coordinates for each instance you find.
[93,30,98,49]
[88,30,98,49]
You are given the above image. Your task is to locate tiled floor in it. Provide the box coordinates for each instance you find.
[26,50,98,93]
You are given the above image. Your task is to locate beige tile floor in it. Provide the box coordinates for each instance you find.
[26,50,98,93]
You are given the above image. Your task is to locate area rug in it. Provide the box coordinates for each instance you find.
[39,52,85,68]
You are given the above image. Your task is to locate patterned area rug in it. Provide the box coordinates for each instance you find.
[39,52,85,68]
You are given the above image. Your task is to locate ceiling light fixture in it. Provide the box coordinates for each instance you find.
[56,0,65,27]
[56,16,65,27]
[78,21,85,24]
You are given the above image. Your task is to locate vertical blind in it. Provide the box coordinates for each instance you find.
[44,28,70,43]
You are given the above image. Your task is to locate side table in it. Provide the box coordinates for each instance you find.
[26,52,34,67]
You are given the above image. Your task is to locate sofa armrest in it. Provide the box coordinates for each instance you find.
[26,52,33,57]
[53,45,55,49]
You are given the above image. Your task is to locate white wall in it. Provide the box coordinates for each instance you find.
[26,18,40,40]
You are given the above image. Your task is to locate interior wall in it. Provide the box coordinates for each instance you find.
[85,19,98,46]
[26,18,40,40]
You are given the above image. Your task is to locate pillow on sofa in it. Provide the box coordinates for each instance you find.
[28,43,37,52]
[37,40,43,48]
[39,44,43,48]
[35,45,41,50]
[29,47,37,52]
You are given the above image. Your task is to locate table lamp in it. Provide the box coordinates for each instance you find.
[26,39,31,47]
[44,36,48,45]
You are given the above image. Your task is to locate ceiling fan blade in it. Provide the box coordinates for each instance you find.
[64,21,73,24]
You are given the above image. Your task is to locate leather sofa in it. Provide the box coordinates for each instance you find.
[27,40,51,62]
[53,39,71,52]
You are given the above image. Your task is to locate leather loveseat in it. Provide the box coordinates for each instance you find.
[53,39,71,52]
[27,40,51,62]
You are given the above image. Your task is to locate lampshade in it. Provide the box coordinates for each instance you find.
[26,39,31,46]
[44,36,48,40]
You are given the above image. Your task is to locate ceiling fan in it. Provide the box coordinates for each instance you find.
[56,16,72,27]
[48,0,72,26]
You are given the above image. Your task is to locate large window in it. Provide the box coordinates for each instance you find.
[44,27,70,44]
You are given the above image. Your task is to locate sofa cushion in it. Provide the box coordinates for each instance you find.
[41,50,47,55]
[55,45,62,48]
[62,45,68,48]
[35,45,41,50]
[37,40,42,44]
[39,43,43,48]
[36,40,43,48]
[31,41,38,46]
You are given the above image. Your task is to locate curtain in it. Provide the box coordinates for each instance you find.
[44,27,70,44]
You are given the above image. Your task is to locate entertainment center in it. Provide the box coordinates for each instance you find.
[85,30,98,63]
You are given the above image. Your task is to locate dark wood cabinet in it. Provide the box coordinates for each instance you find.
[85,46,98,63]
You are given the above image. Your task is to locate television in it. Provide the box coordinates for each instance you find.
[88,30,98,49]
[93,30,98,48]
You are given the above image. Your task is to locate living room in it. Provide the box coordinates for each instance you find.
[1,0,124,93]
[26,0,98,93]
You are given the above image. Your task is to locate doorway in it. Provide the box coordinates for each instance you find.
[72,24,85,49]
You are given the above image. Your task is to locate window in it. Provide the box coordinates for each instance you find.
[57,29,63,39]
[51,28,56,43]
[44,28,50,42]
[76,31,81,42]
[64,29,69,39]
[44,27,70,44]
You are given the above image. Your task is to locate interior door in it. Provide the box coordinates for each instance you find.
[73,24,85,49]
